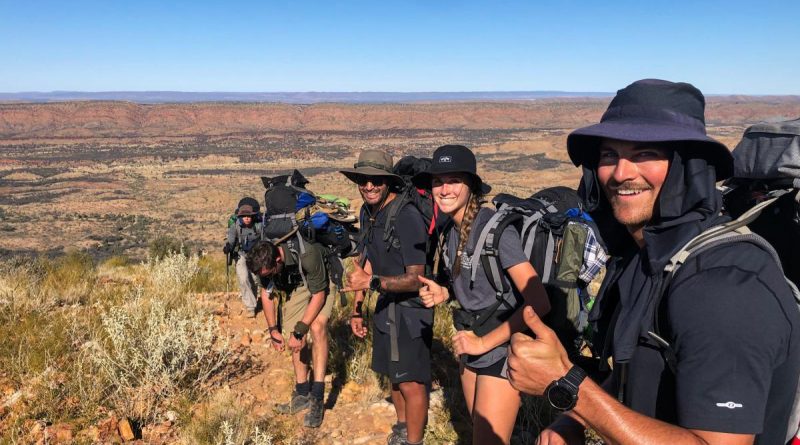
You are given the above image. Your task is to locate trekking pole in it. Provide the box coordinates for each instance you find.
[225,251,231,294]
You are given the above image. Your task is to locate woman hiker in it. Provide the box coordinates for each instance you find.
[414,144,551,445]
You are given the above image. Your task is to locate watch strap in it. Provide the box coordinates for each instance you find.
[561,365,588,393]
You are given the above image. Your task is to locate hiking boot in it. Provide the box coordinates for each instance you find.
[387,423,407,445]
[275,391,310,414]
[303,396,324,428]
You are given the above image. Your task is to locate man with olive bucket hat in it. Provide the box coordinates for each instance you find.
[506,79,800,445]
[340,149,433,445]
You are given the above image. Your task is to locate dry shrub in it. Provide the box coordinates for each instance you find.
[181,388,297,445]
[144,251,201,299]
[88,253,231,424]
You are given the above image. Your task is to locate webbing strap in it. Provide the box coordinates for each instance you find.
[388,300,399,362]
[522,211,546,257]
[470,208,507,284]
[486,251,505,298]
[541,232,556,285]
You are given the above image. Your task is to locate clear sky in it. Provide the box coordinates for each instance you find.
[1,0,798,94]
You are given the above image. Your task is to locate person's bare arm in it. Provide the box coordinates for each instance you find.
[468,261,552,352]
[378,264,426,293]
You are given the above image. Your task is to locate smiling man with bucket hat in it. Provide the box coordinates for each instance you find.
[340,149,433,445]
[506,79,800,445]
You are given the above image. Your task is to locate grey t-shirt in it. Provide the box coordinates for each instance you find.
[445,207,528,368]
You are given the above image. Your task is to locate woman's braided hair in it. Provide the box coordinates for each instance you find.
[452,187,484,278]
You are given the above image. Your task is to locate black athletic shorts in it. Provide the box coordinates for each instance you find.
[465,357,506,379]
[371,305,433,384]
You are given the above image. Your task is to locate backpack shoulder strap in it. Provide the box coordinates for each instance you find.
[649,191,800,374]
[471,206,524,302]
[381,191,411,249]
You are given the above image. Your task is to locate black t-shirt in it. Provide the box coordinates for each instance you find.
[606,242,800,444]
[361,199,428,286]
[360,199,430,334]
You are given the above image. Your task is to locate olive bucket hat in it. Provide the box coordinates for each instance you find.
[339,149,404,186]
[567,79,733,180]
[413,144,491,194]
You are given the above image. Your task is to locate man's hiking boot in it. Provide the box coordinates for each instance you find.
[303,396,324,428]
[387,423,407,445]
[275,391,310,414]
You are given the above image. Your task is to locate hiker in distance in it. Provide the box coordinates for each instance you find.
[340,149,433,445]
[223,197,262,318]
[246,239,334,428]
[506,79,800,445]
[413,144,552,445]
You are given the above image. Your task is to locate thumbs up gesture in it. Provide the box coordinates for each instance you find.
[507,306,573,396]
[343,260,371,293]
[418,275,448,308]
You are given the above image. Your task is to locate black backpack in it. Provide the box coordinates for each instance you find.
[261,170,359,303]
[457,186,607,352]
[645,119,800,443]
[722,119,800,287]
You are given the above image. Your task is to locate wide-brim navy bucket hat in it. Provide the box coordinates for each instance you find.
[567,79,733,180]
[413,144,492,194]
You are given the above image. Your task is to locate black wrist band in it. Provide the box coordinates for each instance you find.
[268,326,280,333]
[293,321,309,337]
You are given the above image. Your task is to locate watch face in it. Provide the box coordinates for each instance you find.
[546,383,576,411]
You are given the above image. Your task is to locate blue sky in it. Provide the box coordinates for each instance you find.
[1,0,798,94]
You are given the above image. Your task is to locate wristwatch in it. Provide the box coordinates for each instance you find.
[369,274,382,292]
[544,365,587,411]
[291,330,304,340]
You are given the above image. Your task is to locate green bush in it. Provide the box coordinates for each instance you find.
[148,235,190,260]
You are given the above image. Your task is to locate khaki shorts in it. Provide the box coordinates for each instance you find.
[280,284,333,337]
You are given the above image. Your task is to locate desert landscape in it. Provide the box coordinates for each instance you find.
[1,97,800,444]
[2,97,799,260]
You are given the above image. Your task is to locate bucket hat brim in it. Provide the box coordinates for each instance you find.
[413,168,492,195]
[339,167,404,185]
[568,121,733,180]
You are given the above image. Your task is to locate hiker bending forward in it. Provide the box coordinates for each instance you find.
[340,149,432,445]
[246,239,333,428]
[414,145,551,445]
[507,79,800,445]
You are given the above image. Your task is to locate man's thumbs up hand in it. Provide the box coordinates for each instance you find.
[507,306,572,396]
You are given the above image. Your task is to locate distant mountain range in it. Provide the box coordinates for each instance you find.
[0,91,613,104]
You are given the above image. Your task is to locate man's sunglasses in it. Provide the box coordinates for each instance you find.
[355,176,387,186]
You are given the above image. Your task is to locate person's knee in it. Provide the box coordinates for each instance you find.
[398,381,427,398]
[310,319,328,341]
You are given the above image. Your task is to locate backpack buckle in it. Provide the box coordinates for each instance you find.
[482,247,499,257]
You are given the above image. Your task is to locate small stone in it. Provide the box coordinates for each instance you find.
[47,423,73,444]
[77,426,100,443]
[165,410,178,423]
[118,418,135,441]
[97,415,119,441]
[29,420,45,439]
[240,334,252,346]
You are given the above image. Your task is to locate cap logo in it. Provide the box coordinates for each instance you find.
[439,156,452,163]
